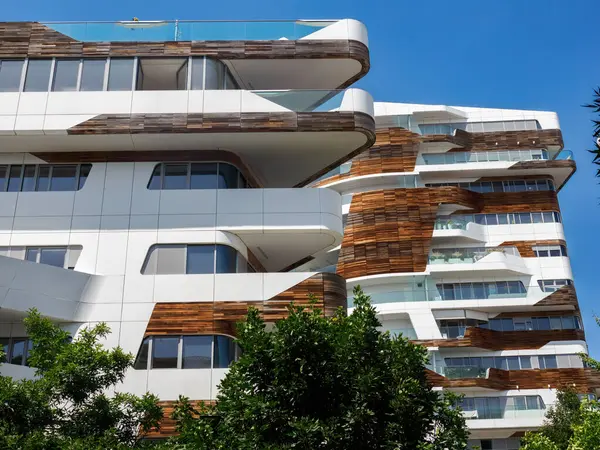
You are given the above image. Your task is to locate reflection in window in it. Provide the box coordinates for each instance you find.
[427,179,555,193]
[80,59,106,91]
[134,335,240,370]
[0,164,92,192]
[533,245,568,257]
[480,314,581,332]
[0,60,24,92]
[538,279,573,292]
[0,337,33,366]
[147,162,251,190]
[151,336,179,369]
[435,211,562,230]
[142,244,252,275]
[24,59,52,92]
[25,247,69,268]
[436,281,526,301]
[52,59,80,92]
[193,57,238,90]
[108,58,134,91]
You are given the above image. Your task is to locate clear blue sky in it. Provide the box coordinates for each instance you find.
[4,0,600,356]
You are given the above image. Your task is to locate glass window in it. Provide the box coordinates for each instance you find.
[190,163,218,189]
[489,319,502,331]
[163,164,188,190]
[550,317,562,330]
[497,214,508,225]
[562,316,576,330]
[0,60,24,92]
[513,397,527,410]
[486,215,498,225]
[534,317,551,331]
[182,335,212,369]
[134,337,150,370]
[49,165,77,191]
[532,212,543,223]
[540,355,557,369]
[217,163,239,189]
[527,396,542,409]
[520,356,532,369]
[186,245,215,274]
[9,338,27,365]
[0,166,6,191]
[553,211,562,222]
[52,59,79,91]
[214,335,237,368]
[25,248,39,262]
[190,57,205,90]
[481,357,494,369]
[7,165,22,192]
[0,338,9,363]
[151,336,179,369]
[472,282,485,299]
[78,165,92,190]
[507,356,520,370]
[549,246,561,257]
[542,212,554,223]
[21,165,36,192]
[518,213,532,224]
[36,166,50,191]
[459,284,473,300]
[39,248,66,268]
[107,58,134,91]
[24,59,52,92]
[205,58,224,89]
[501,318,514,331]
[147,165,162,190]
[215,245,237,274]
[497,357,508,370]
[80,59,106,91]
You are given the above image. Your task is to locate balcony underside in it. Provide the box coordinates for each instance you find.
[0,112,375,188]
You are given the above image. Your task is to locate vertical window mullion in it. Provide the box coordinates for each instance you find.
[160,163,165,190]
[18,59,28,92]
[103,58,110,91]
[147,337,153,370]
[184,245,188,275]
[47,59,56,92]
[187,163,191,189]
[132,57,138,91]
[211,336,215,369]
[76,58,83,91]
[213,244,217,273]
[202,56,207,90]
[18,164,24,191]
[47,165,53,191]
[187,56,192,90]
[74,164,81,191]
[177,336,183,369]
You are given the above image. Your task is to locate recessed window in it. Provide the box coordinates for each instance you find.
[539,355,558,369]
[24,59,52,92]
[52,59,80,92]
[0,60,24,92]
[427,179,556,193]
[538,279,573,292]
[134,335,240,370]
[26,247,67,268]
[436,281,526,301]
[533,245,568,258]
[191,57,239,90]
[0,164,92,192]
[107,58,134,91]
[142,244,253,275]
[0,337,33,366]
[80,59,106,91]
[147,162,250,190]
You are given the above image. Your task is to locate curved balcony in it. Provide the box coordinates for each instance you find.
[428,246,531,276]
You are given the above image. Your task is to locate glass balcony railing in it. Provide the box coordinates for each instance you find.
[464,408,546,421]
[348,288,437,306]
[385,328,418,340]
[437,366,488,379]
[554,149,574,160]
[434,217,471,230]
[43,20,335,42]
[428,246,520,264]
[422,149,548,165]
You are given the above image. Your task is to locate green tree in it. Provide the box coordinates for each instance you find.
[568,401,600,450]
[521,433,560,450]
[585,88,600,176]
[0,309,163,449]
[168,286,469,450]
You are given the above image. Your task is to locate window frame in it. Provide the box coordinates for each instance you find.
[147,161,252,190]
[0,337,32,366]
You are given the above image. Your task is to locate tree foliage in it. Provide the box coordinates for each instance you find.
[0,309,162,449]
[167,286,469,450]
[585,88,600,176]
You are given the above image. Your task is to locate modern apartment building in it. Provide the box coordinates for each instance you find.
[309,102,590,449]
[0,18,373,434]
[0,19,591,449]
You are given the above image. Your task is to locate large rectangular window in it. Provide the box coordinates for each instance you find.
[148,162,250,190]
[151,336,179,369]
[80,59,106,91]
[182,335,212,369]
[52,59,80,92]
[107,58,134,91]
[186,245,215,274]
[0,164,90,192]
[0,60,24,92]
[24,59,52,92]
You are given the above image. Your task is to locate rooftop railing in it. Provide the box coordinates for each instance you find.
[42,20,335,42]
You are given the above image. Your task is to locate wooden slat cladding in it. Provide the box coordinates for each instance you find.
[428,368,600,391]
[466,129,564,151]
[0,22,370,89]
[66,112,375,136]
[145,273,346,337]
[337,187,560,279]
[33,149,262,188]
[500,239,567,258]
[314,128,421,187]
[415,327,585,351]
[535,286,579,310]
[146,400,213,438]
